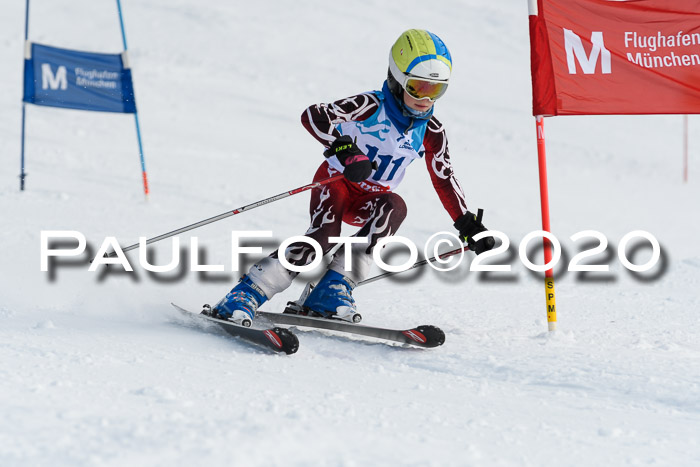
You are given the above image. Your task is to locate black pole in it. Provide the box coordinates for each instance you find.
[20,0,30,191]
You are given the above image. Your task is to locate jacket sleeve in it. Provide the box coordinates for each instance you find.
[423,117,469,221]
[301,93,380,146]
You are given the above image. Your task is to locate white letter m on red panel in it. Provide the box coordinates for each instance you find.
[564,29,611,74]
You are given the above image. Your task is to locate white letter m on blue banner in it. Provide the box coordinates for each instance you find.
[41,63,67,90]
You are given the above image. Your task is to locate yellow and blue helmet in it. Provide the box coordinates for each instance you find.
[388,29,452,102]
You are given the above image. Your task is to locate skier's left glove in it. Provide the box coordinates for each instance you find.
[324,135,373,183]
[454,209,495,255]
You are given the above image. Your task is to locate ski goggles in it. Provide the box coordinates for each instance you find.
[403,77,449,101]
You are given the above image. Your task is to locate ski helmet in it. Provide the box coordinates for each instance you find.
[388,29,452,102]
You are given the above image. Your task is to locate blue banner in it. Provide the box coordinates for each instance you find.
[23,43,136,114]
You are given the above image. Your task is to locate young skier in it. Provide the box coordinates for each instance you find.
[210,29,495,326]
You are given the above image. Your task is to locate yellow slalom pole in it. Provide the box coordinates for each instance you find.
[536,116,557,331]
[545,276,557,330]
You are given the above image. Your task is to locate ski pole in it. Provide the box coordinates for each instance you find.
[358,208,486,285]
[358,244,470,287]
[110,173,346,256]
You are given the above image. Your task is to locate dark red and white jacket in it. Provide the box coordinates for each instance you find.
[301,89,469,221]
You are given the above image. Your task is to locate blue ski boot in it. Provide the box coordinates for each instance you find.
[300,270,362,323]
[211,276,267,327]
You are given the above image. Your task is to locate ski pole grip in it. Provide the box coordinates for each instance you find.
[476,208,484,224]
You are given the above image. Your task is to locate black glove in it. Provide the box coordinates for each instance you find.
[454,209,495,255]
[324,135,372,183]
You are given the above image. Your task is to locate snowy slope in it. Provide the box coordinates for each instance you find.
[1,1,700,466]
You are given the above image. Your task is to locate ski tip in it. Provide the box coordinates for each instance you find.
[402,325,446,348]
[418,325,446,347]
[273,327,300,355]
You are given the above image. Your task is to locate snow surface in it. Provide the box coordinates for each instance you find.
[1,1,700,466]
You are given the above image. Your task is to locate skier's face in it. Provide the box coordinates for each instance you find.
[403,91,434,113]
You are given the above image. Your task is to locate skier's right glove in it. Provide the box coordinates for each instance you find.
[454,209,496,255]
[324,135,373,183]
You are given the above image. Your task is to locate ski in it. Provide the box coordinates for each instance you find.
[171,303,299,355]
[256,309,445,348]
